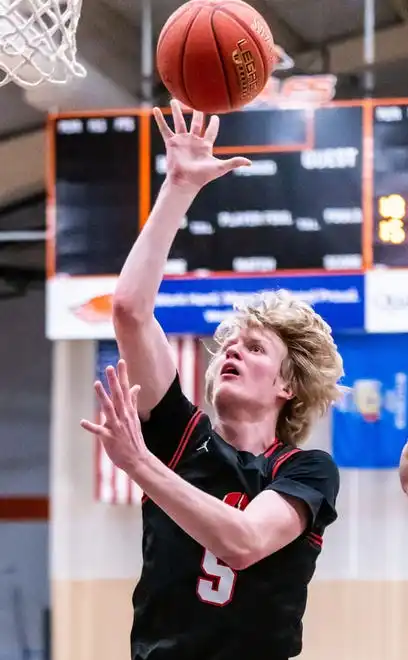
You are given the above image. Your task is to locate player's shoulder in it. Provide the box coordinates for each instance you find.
[142,373,207,429]
[297,447,338,469]
[267,446,340,516]
[140,371,211,441]
[271,445,339,482]
[140,372,213,468]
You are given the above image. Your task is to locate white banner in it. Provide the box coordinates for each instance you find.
[365,270,408,333]
[46,276,117,340]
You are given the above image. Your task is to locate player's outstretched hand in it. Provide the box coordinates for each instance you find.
[80,359,149,476]
[153,99,252,193]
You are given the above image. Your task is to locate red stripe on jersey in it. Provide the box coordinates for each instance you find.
[264,439,282,458]
[307,533,323,549]
[142,409,203,505]
[271,448,302,480]
[308,531,323,546]
[168,410,203,470]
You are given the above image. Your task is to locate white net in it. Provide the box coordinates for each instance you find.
[0,0,86,88]
[274,45,295,72]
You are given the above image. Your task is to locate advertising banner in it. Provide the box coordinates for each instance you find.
[333,333,408,468]
[46,272,365,339]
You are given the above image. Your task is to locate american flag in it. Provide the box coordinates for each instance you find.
[95,336,203,504]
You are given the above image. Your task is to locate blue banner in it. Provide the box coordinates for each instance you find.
[155,273,364,335]
[332,334,408,468]
[97,340,119,387]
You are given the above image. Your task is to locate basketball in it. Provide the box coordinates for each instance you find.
[156,0,277,114]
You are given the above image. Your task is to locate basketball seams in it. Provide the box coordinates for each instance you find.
[181,7,205,108]
[209,9,233,111]
[217,6,269,86]
[217,0,257,8]
[157,4,204,109]
[157,0,273,112]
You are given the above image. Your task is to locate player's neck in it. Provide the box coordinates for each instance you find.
[214,412,279,455]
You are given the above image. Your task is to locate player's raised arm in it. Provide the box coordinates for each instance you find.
[399,441,408,495]
[112,99,251,419]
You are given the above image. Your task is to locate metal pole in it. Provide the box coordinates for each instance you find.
[141,0,153,106]
[363,0,375,95]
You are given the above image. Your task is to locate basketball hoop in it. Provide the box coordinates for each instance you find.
[273,45,295,72]
[0,0,86,88]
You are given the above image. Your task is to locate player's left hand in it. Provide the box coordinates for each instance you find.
[80,359,149,476]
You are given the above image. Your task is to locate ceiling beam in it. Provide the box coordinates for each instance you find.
[24,0,140,112]
[295,21,408,73]
[253,0,309,53]
[77,0,140,94]
[0,130,44,208]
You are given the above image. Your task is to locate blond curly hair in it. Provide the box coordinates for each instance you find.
[205,290,344,447]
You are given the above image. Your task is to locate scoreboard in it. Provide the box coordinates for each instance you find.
[51,114,141,277]
[48,99,408,279]
[150,105,363,273]
[45,97,408,339]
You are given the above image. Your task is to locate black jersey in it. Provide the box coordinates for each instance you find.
[131,374,339,660]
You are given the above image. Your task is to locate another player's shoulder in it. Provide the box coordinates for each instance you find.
[399,441,408,495]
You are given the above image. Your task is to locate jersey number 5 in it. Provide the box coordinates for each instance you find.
[196,550,237,606]
[196,492,249,607]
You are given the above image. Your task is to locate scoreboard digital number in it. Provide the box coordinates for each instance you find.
[378,194,406,245]
[47,98,408,279]
[373,102,408,267]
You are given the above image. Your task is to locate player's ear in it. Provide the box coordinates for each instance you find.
[279,381,294,401]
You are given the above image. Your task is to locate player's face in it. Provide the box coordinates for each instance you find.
[212,325,292,416]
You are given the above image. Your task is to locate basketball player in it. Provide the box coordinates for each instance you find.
[81,100,343,660]
[399,441,408,494]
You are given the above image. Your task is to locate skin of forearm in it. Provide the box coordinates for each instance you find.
[114,179,198,318]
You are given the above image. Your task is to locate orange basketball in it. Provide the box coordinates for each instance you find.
[156,0,278,114]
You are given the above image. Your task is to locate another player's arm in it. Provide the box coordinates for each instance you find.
[131,450,337,570]
[399,441,408,494]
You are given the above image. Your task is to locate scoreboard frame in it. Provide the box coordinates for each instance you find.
[45,97,408,339]
[46,98,384,278]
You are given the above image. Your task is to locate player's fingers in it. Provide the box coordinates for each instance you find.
[171,99,188,133]
[204,115,220,143]
[153,107,174,141]
[130,384,141,410]
[190,109,205,136]
[94,381,117,422]
[117,359,132,407]
[106,366,127,418]
[218,157,252,175]
[80,418,110,437]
